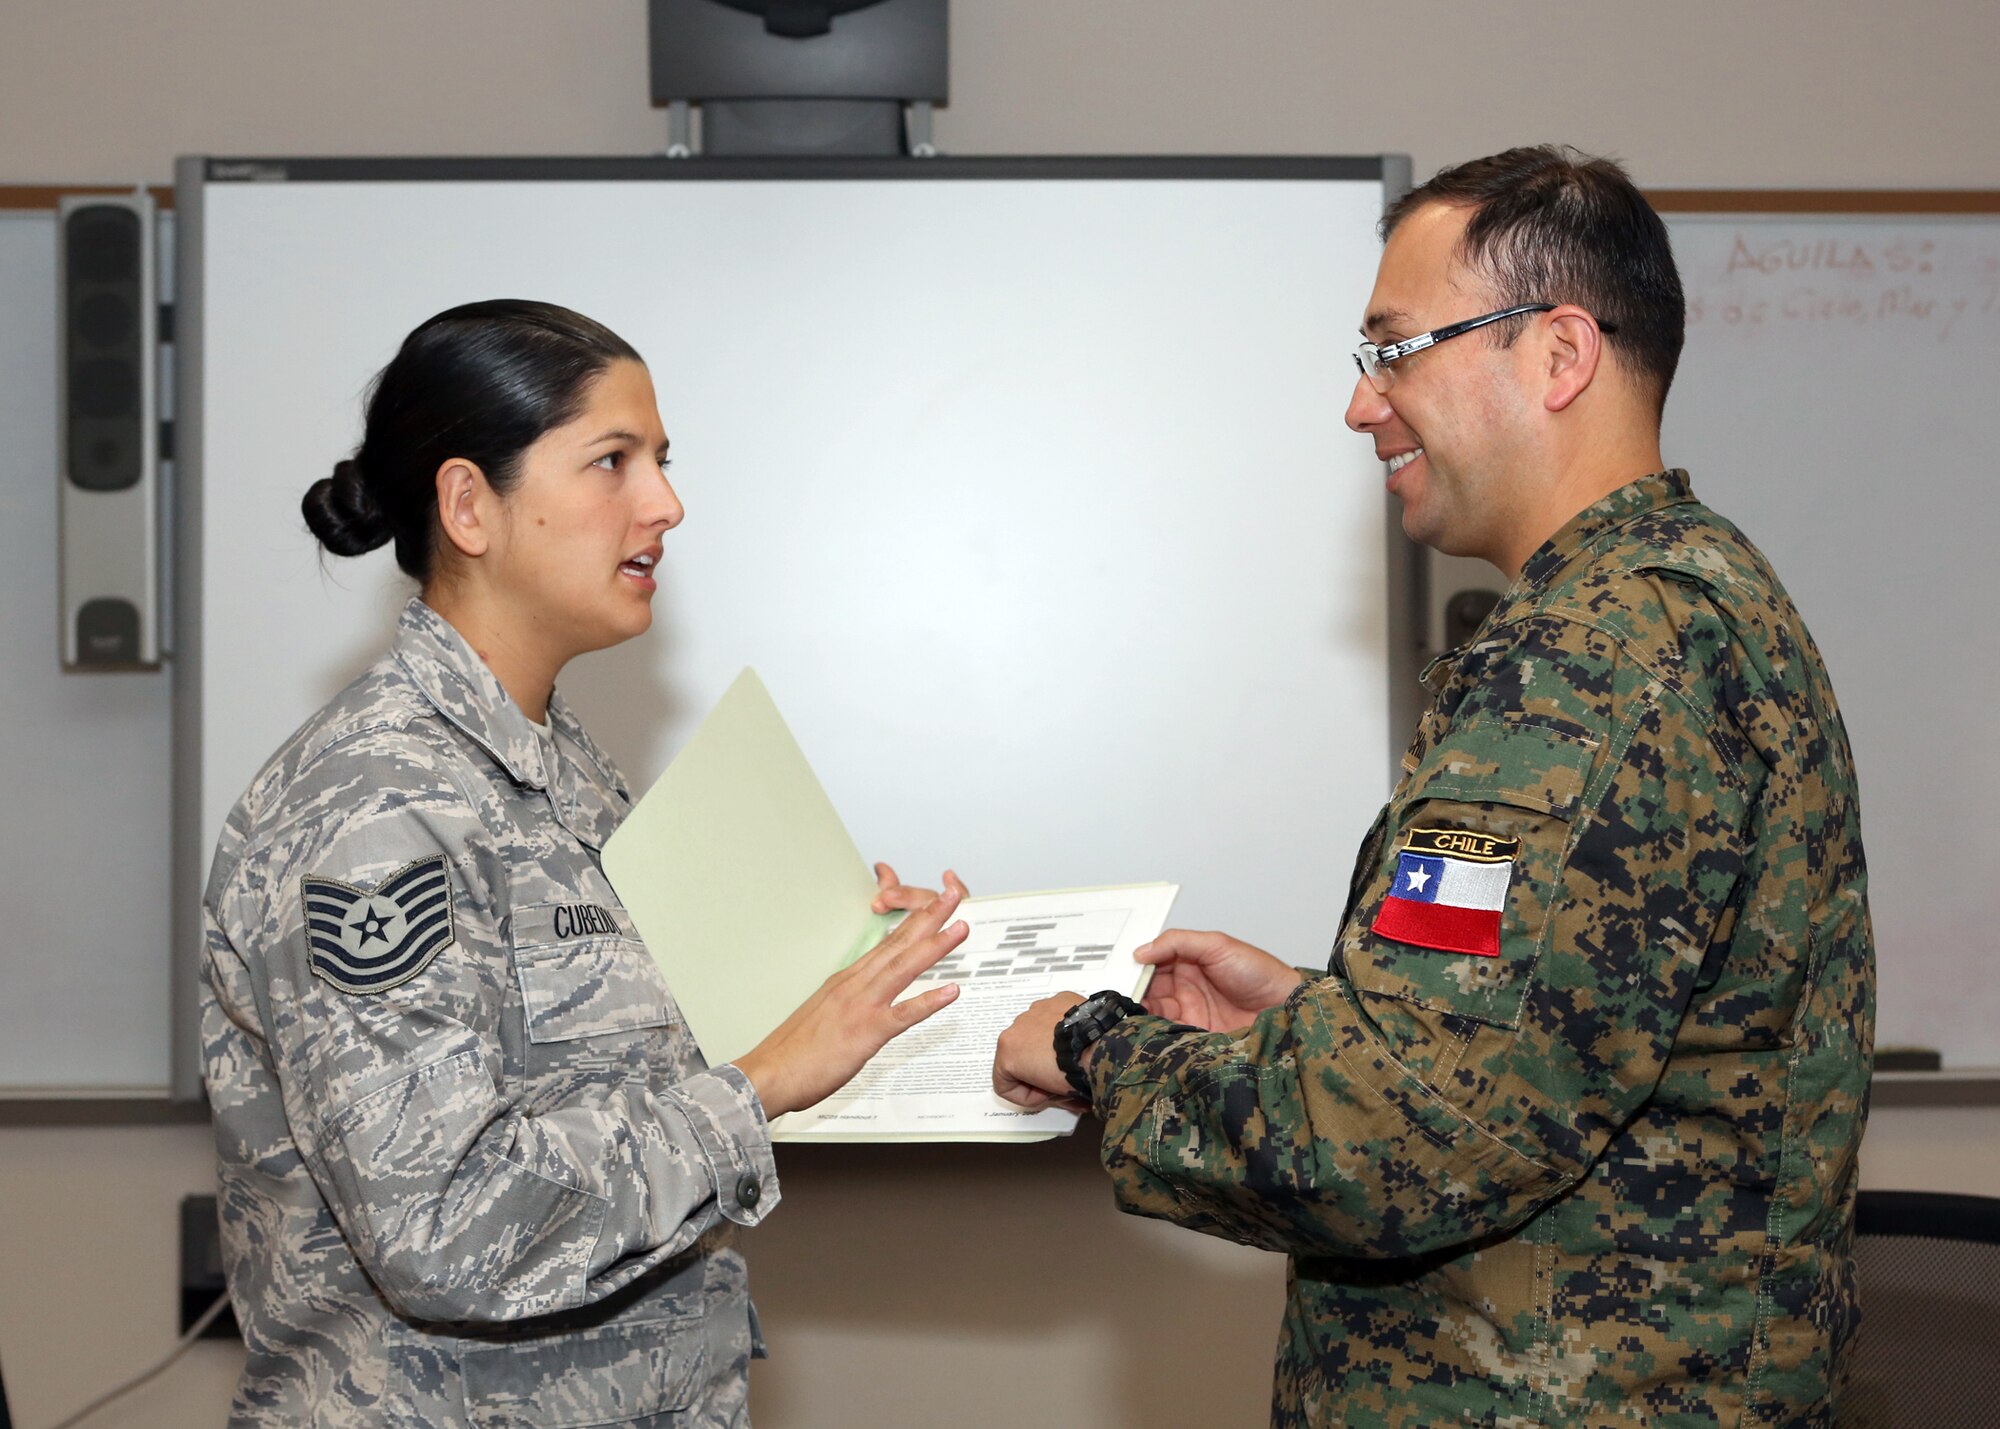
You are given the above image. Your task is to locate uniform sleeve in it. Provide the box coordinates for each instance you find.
[1083,609,1754,1260]
[206,727,777,1325]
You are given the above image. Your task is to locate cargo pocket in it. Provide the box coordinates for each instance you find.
[1347,717,1598,1031]
[460,1316,707,1429]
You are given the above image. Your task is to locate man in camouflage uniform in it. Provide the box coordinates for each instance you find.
[203,597,777,1427]
[996,146,1874,1426]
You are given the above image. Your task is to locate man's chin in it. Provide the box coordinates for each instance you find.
[1396,501,1446,552]
[1398,503,1489,561]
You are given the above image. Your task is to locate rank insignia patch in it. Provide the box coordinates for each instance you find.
[1370,827,1520,957]
[301,855,456,994]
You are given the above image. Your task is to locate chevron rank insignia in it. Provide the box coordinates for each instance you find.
[301,855,456,994]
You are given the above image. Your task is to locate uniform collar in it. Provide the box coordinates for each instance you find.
[1513,468,1695,596]
[391,598,552,791]
[1420,470,1695,694]
[390,599,631,848]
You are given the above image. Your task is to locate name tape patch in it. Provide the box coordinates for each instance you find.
[551,904,620,939]
[1370,827,1520,957]
[506,901,634,947]
[301,855,456,994]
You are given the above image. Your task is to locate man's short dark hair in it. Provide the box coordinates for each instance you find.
[1383,145,1685,416]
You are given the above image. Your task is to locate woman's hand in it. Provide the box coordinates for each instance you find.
[734,884,969,1118]
[871,861,968,915]
[1138,929,1303,1034]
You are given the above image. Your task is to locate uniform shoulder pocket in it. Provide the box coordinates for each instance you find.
[1409,716,1598,817]
[1345,717,1599,1033]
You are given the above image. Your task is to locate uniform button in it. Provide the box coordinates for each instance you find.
[736,1173,762,1209]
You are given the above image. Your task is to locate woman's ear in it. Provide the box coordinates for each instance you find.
[435,458,493,559]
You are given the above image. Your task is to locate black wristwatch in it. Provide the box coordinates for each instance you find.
[1053,990,1145,1101]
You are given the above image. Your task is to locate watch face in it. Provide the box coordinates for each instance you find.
[1068,992,1123,1042]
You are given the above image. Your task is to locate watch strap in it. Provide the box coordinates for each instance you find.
[1053,990,1145,1101]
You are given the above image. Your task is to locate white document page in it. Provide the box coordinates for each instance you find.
[771,883,1178,1143]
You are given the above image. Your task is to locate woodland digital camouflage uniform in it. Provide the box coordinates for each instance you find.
[1083,471,1874,1427]
[202,598,776,1428]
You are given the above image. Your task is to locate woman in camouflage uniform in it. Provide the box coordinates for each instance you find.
[200,300,966,1428]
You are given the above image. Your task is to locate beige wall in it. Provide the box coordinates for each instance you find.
[3,2,1997,1426]
[0,1121,241,1429]
[3,0,1999,188]
[4,1108,1995,1427]
[0,1122,1292,1429]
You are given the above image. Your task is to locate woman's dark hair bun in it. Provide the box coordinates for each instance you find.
[302,457,392,557]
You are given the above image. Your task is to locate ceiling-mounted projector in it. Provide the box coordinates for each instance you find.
[650,0,947,156]
[708,0,889,40]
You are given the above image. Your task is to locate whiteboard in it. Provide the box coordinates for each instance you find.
[1656,211,2000,1069]
[1428,208,2000,1070]
[177,159,1403,1095]
[0,211,176,1093]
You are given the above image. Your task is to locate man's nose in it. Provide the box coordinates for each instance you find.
[1345,372,1390,433]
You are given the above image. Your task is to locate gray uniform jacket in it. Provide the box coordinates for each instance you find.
[202,598,779,1429]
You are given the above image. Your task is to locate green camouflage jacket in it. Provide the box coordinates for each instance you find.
[1084,472,1874,1427]
[202,599,776,1428]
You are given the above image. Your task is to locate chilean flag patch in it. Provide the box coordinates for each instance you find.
[1370,827,1520,957]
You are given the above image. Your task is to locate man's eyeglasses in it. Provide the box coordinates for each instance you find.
[1353,304,1617,392]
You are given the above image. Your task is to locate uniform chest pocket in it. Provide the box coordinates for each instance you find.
[1345,718,1599,1032]
[508,902,672,1045]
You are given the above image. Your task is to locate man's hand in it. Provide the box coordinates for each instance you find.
[993,992,1088,1110]
[871,861,969,915]
[1138,929,1303,1034]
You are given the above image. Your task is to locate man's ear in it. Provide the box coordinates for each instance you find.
[435,458,494,559]
[1541,305,1605,413]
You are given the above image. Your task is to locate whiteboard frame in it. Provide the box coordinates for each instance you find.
[166,153,1421,1104]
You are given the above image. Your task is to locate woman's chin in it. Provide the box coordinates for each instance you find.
[610,601,656,646]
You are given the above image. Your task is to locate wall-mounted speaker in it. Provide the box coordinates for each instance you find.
[59,190,161,669]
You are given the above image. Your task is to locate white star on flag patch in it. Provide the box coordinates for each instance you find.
[301,855,455,993]
[1370,827,1520,957]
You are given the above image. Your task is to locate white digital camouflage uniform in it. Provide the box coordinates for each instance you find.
[202,598,778,1428]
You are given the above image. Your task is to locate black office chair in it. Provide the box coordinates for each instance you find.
[1842,1189,2000,1427]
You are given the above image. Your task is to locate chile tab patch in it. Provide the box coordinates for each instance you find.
[301,856,456,994]
[1370,827,1519,957]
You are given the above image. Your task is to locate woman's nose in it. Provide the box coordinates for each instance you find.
[648,467,685,530]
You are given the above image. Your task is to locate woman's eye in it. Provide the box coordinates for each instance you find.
[591,451,622,472]
[658,458,674,476]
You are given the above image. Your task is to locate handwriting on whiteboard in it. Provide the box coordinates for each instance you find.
[1680,227,2000,344]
